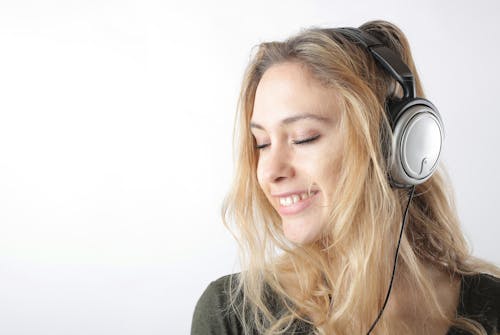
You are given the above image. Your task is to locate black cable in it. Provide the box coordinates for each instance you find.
[365,185,416,334]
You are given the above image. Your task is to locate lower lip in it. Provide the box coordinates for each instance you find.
[277,192,320,216]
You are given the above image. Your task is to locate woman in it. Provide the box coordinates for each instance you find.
[191,20,500,335]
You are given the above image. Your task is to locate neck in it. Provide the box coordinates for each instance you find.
[382,263,461,333]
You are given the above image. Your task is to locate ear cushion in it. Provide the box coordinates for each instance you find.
[388,99,444,187]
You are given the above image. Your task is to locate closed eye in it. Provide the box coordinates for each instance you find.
[255,134,321,150]
[255,143,270,150]
[293,134,321,145]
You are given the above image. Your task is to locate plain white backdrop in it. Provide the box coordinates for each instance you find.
[0,0,498,334]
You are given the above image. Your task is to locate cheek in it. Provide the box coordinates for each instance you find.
[255,160,267,191]
[255,160,262,183]
[310,146,343,196]
[323,160,343,202]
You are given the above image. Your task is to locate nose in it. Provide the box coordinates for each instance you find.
[258,145,295,184]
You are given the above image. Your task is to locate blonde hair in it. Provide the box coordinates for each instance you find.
[222,20,499,335]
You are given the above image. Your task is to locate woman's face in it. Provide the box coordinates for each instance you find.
[251,62,344,245]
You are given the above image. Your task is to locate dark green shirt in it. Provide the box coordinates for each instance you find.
[191,273,499,334]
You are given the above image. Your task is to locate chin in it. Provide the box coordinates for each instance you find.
[282,219,322,245]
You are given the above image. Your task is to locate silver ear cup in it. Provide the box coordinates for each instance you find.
[389,104,444,187]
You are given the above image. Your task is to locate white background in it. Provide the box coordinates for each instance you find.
[0,0,498,334]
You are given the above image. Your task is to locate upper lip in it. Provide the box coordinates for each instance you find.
[271,190,319,197]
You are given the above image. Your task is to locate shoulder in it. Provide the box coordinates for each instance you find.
[191,273,244,335]
[461,273,500,307]
[459,273,500,333]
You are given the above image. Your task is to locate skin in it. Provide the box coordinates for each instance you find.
[383,264,461,334]
[251,61,344,245]
[250,61,461,333]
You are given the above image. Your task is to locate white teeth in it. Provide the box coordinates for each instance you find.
[279,197,291,206]
[279,191,316,207]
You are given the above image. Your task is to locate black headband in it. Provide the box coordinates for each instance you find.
[334,27,416,100]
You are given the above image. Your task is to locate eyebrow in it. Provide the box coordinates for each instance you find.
[249,113,332,130]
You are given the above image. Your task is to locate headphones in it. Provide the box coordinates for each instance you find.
[335,28,444,188]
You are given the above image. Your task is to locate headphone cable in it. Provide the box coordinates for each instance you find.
[366,185,416,334]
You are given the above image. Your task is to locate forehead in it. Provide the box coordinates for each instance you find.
[251,62,340,128]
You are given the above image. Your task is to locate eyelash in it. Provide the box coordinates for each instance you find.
[255,134,321,150]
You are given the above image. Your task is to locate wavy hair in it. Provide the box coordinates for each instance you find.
[221,20,499,335]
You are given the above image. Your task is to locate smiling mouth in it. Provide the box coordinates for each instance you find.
[278,190,319,207]
[277,191,320,216]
